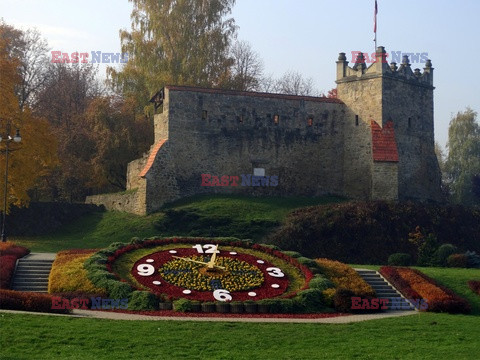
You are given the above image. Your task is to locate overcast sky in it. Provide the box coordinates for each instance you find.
[1,0,479,149]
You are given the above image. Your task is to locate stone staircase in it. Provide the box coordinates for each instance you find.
[11,253,56,293]
[355,269,415,311]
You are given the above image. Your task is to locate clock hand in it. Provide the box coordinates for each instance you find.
[207,244,219,269]
[172,255,225,269]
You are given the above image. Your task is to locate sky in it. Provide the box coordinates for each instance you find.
[1,0,479,150]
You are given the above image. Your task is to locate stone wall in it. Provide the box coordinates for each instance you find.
[85,190,142,214]
[157,87,348,205]
[372,162,398,200]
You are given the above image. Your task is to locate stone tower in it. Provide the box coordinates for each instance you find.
[336,46,442,202]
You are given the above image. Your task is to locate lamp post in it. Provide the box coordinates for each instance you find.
[0,124,22,242]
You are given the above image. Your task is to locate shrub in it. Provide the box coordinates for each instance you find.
[309,274,334,291]
[315,258,375,297]
[128,291,158,310]
[465,251,480,268]
[379,266,471,314]
[296,257,317,267]
[268,298,296,313]
[266,201,480,264]
[295,289,325,313]
[0,289,70,314]
[408,228,438,266]
[0,255,18,289]
[49,250,106,295]
[333,288,355,313]
[432,244,457,267]
[447,254,468,268]
[0,242,30,258]
[388,253,412,266]
[173,298,192,312]
[467,281,480,296]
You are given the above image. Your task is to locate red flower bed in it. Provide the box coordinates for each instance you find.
[379,266,471,314]
[468,280,480,296]
[0,289,70,314]
[0,242,30,289]
[0,242,29,258]
[0,255,18,289]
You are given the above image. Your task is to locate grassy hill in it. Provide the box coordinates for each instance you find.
[12,194,344,252]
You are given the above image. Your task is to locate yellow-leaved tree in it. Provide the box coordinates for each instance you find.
[0,26,58,212]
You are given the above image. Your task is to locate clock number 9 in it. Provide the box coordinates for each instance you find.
[137,264,155,276]
[193,244,220,254]
[213,289,232,302]
[266,267,285,278]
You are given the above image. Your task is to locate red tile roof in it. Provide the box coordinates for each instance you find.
[371,120,399,162]
[139,139,167,178]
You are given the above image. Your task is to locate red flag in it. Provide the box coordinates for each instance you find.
[374,0,378,33]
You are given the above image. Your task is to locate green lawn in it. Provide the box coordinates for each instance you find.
[12,195,343,252]
[1,312,479,359]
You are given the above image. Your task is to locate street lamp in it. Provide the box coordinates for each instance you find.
[0,125,22,242]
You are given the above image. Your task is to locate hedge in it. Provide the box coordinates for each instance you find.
[0,289,70,314]
[379,266,471,314]
[266,201,480,263]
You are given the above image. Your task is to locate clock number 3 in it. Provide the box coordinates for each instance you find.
[137,264,155,276]
[192,244,220,254]
[266,267,285,278]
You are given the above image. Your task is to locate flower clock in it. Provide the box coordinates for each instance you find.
[131,243,291,302]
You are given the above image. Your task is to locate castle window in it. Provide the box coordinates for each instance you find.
[355,115,359,126]
[273,114,279,125]
[408,117,412,128]
[202,110,208,120]
[238,115,243,123]
[307,117,313,126]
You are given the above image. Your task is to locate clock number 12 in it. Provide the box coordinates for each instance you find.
[192,244,220,254]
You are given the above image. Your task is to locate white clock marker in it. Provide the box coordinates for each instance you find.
[183,290,192,295]
[248,292,257,297]
[169,250,177,254]
[152,281,161,285]
[256,260,265,264]
[271,284,280,289]
[146,259,154,263]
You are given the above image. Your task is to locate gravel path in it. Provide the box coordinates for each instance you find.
[1,309,417,323]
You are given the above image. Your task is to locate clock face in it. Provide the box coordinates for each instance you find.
[131,243,290,302]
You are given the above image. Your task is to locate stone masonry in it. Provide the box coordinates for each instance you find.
[86,46,443,214]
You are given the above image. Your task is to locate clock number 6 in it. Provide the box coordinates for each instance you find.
[266,267,285,278]
[213,289,232,302]
[192,244,220,254]
[137,264,155,276]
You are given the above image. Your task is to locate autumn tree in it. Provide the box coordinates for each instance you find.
[444,108,480,206]
[108,0,237,109]
[0,25,57,212]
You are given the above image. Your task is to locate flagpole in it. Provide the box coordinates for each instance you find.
[374,0,378,52]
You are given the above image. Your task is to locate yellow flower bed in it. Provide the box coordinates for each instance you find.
[159,256,264,292]
[315,258,375,297]
[48,250,106,295]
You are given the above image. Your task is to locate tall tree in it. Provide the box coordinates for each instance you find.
[273,70,316,96]
[227,40,263,91]
[0,26,57,212]
[444,108,480,206]
[108,0,237,108]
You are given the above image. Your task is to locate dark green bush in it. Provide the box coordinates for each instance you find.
[295,289,325,313]
[388,253,412,266]
[309,275,334,291]
[465,251,480,268]
[173,298,193,312]
[128,291,158,310]
[281,251,302,258]
[432,244,457,266]
[266,201,480,264]
[296,257,317,267]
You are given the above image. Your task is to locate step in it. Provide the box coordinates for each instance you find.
[354,268,416,311]
[14,271,51,276]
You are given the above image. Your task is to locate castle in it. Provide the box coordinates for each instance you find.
[86,46,443,215]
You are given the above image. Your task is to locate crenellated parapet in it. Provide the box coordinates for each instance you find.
[336,46,433,88]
